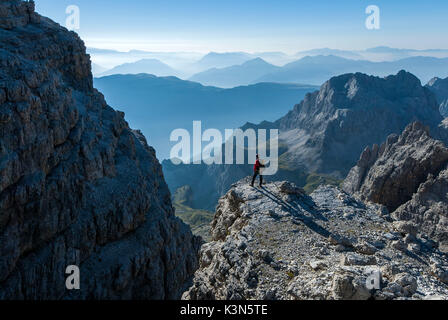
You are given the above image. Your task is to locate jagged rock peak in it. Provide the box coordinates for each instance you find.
[343,121,448,211]
[183,179,448,300]
[343,122,448,249]
[0,0,199,299]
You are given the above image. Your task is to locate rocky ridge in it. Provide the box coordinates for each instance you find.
[343,122,448,251]
[183,180,448,300]
[0,0,199,299]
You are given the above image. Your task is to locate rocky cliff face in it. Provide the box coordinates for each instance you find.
[426,77,448,118]
[183,180,448,300]
[277,71,443,177]
[0,0,199,299]
[343,122,448,251]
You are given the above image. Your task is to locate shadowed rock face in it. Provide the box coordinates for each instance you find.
[392,168,448,250]
[0,0,199,299]
[426,77,448,118]
[276,71,443,177]
[183,180,448,300]
[343,122,448,249]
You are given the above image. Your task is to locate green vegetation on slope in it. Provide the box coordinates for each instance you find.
[174,202,214,242]
[173,185,214,241]
[303,173,343,194]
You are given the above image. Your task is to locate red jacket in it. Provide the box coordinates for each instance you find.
[254,160,263,172]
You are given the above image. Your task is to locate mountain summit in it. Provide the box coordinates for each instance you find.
[99,58,180,77]
[189,58,280,88]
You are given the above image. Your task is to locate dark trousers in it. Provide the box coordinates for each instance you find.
[251,171,263,186]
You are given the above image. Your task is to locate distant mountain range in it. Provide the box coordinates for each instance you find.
[89,46,448,88]
[189,58,281,88]
[295,46,448,61]
[296,48,363,60]
[86,48,203,74]
[94,74,318,160]
[88,46,448,87]
[189,52,254,72]
[188,55,448,87]
[98,59,182,77]
[260,55,448,85]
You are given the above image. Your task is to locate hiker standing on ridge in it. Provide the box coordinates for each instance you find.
[251,154,266,187]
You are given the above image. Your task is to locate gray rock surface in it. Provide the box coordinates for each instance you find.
[343,122,448,250]
[426,77,448,118]
[343,122,448,211]
[392,167,448,250]
[0,0,199,299]
[183,180,448,300]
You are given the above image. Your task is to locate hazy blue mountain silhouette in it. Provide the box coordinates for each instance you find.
[257,55,448,85]
[189,58,281,88]
[94,74,318,160]
[299,47,448,61]
[99,59,181,77]
[191,52,254,72]
[296,48,363,60]
[187,55,448,88]
[91,63,107,76]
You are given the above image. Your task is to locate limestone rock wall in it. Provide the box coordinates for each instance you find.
[0,0,199,300]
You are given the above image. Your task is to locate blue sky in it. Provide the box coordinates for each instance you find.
[35,0,448,53]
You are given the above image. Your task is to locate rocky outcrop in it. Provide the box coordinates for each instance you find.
[426,77,448,118]
[343,122,448,211]
[343,122,448,251]
[392,169,448,251]
[183,180,448,300]
[0,0,199,299]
